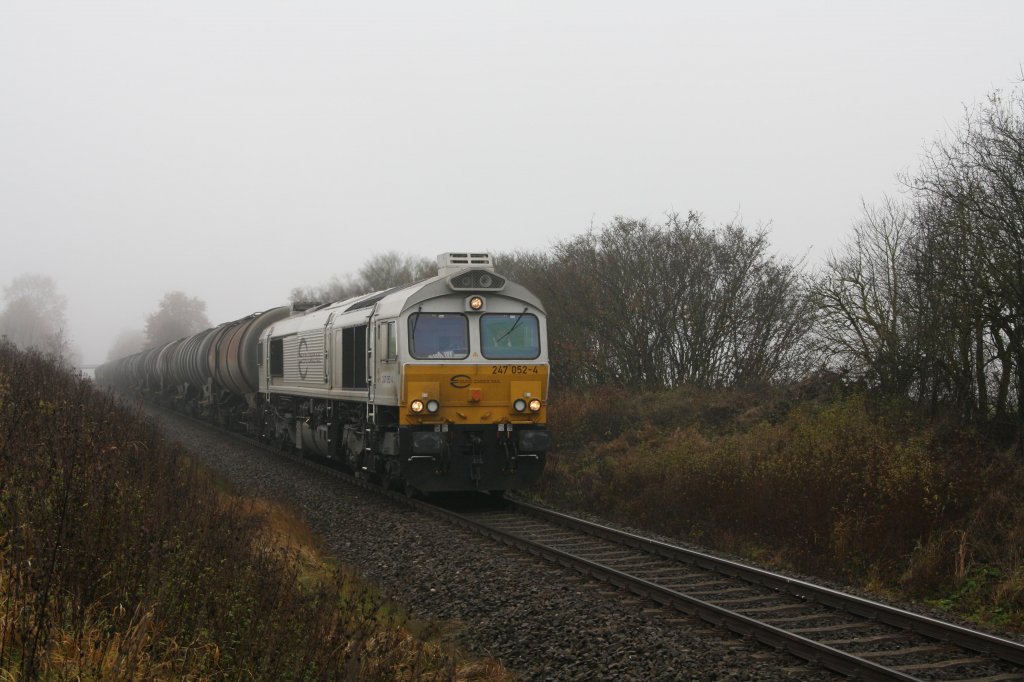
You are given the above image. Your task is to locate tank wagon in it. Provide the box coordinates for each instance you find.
[97,253,550,493]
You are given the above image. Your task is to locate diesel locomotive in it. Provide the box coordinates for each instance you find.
[96,253,550,493]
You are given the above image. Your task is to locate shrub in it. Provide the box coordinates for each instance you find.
[540,384,1024,630]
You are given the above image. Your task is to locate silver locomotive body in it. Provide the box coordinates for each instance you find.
[98,253,550,493]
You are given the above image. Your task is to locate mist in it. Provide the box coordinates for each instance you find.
[2,1,1022,364]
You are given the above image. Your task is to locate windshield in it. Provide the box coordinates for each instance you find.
[408,313,469,359]
[481,313,540,359]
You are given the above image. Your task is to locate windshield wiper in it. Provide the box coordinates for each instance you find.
[494,307,528,344]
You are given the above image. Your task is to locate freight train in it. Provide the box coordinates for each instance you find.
[96,253,550,494]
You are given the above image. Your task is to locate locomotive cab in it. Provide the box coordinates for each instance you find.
[367,253,550,492]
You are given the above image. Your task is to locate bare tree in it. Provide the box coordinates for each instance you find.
[811,197,917,395]
[904,194,996,419]
[909,87,1024,443]
[145,292,211,348]
[290,252,436,304]
[815,87,1024,449]
[500,214,814,389]
[358,252,435,291]
[289,275,363,306]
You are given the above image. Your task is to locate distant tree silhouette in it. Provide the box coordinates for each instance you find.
[290,252,435,304]
[0,273,78,363]
[145,292,211,348]
[357,252,435,292]
[107,328,147,360]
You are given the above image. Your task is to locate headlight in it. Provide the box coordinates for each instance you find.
[513,398,527,412]
[469,296,484,310]
[528,398,542,412]
[426,399,440,413]
[410,399,425,413]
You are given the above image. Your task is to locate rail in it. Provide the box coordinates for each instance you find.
[159,408,1024,681]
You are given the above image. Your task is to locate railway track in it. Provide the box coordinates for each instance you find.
[163,408,1024,680]
[430,497,1024,682]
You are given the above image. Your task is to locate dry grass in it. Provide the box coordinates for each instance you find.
[234,495,333,588]
[0,342,509,679]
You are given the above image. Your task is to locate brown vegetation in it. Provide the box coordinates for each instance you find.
[0,342,507,679]
[538,379,1024,630]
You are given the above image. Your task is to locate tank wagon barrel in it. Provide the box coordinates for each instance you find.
[140,346,161,390]
[125,353,144,387]
[210,307,290,397]
[174,326,217,389]
[156,340,184,391]
[95,253,550,494]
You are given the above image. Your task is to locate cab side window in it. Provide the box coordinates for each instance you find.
[269,338,284,377]
[386,320,397,361]
[378,321,398,362]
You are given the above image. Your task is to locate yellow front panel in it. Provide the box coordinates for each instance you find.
[406,380,440,402]
[401,363,549,426]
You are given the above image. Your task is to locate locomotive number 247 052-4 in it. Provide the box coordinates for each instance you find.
[491,365,541,375]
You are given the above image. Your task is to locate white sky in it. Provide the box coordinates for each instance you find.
[1,1,1022,364]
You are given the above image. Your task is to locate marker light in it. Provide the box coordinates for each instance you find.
[426,399,440,413]
[513,398,527,412]
[410,399,425,413]
[528,398,542,412]
[469,296,484,311]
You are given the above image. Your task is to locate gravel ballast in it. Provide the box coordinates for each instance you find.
[149,409,833,680]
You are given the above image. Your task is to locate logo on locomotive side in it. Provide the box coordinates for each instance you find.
[450,374,471,389]
[297,338,309,379]
[297,337,320,380]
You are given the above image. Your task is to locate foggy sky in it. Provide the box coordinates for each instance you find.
[2,1,1022,364]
